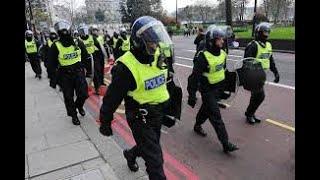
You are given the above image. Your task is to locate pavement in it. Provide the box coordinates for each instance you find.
[25,35,295,180]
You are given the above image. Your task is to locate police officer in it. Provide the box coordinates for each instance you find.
[242,22,280,124]
[47,20,90,125]
[78,24,102,94]
[187,26,239,153]
[115,28,130,58]
[110,31,120,59]
[43,28,58,79]
[91,25,107,90]
[25,30,42,79]
[98,16,173,180]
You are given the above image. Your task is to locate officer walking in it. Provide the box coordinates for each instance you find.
[42,28,58,79]
[47,20,90,125]
[91,25,108,90]
[98,16,173,180]
[110,31,120,59]
[114,28,130,58]
[25,30,42,79]
[187,26,239,153]
[242,22,280,124]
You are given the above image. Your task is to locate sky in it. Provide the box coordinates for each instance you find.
[54,0,262,13]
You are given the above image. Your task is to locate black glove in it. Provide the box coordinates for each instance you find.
[99,113,113,136]
[49,81,56,89]
[274,72,280,83]
[99,124,113,136]
[188,96,197,108]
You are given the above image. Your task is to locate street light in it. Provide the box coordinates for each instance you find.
[176,0,178,27]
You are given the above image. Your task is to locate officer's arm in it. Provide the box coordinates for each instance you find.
[115,39,122,51]
[77,40,90,67]
[269,55,279,74]
[100,62,136,125]
[93,37,102,51]
[47,43,59,85]
[244,42,258,59]
[187,52,208,97]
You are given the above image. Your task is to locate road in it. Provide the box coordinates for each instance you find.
[84,35,295,180]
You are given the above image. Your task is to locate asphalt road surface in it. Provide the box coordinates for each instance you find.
[84,35,295,180]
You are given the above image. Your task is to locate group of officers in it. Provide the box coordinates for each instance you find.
[25,16,280,180]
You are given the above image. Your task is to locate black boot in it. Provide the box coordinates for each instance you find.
[218,102,227,109]
[38,74,42,80]
[72,116,80,125]
[194,125,207,137]
[223,142,239,153]
[253,115,262,123]
[245,112,255,125]
[78,107,86,116]
[123,150,139,172]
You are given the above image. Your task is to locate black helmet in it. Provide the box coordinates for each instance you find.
[205,26,226,49]
[113,31,119,38]
[120,28,127,38]
[25,30,33,38]
[131,16,172,55]
[78,24,89,37]
[54,20,71,36]
[255,22,271,40]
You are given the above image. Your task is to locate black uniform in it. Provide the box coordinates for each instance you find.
[194,33,205,51]
[187,48,230,146]
[115,37,126,58]
[25,38,42,77]
[47,39,89,118]
[99,50,168,180]
[243,40,279,117]
[92,35,105,90]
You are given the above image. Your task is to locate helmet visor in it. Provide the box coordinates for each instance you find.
[136,21,173,55]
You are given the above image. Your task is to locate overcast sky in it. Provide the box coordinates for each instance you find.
[56,0,261,13]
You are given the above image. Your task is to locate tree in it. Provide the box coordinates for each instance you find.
[194,0,216,23]
[119,0,164,25]
[61,0,76,25]
[95,9,105,22]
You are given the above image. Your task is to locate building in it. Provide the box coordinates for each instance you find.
[85,0,121,23]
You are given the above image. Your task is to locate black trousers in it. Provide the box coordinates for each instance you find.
[246,87,265,117]
[93,54,103,91]
[195,90,229,145]
[59,68,89,117]
[29,56,42,75]
[99,55,105,85]
[126,110,166,180]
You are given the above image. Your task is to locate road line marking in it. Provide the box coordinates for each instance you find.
[173,62,295,90]
[265,119,295,132]
[228,54,243,58]
[265,81,295,90]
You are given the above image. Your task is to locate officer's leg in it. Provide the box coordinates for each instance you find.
[245,87,265,122]
[100,56,105,85]
[204,92,229,145]
[203,91,238,153]
[75,69,89,116]
[29,58,38,76]
[93,58,101,94]
[193,93,210,137]
[60,74,77,117]
[35,58,42,77]
[141,123,165,180]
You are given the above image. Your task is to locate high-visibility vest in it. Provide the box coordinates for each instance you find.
[55,41,81,66]
[112,37,118,49]
[117,51,169,105]
[255,41,272,69]
[82,35,98,54]
[202,50,226,84]
[25,39,37,53]
[121,36,130,51]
